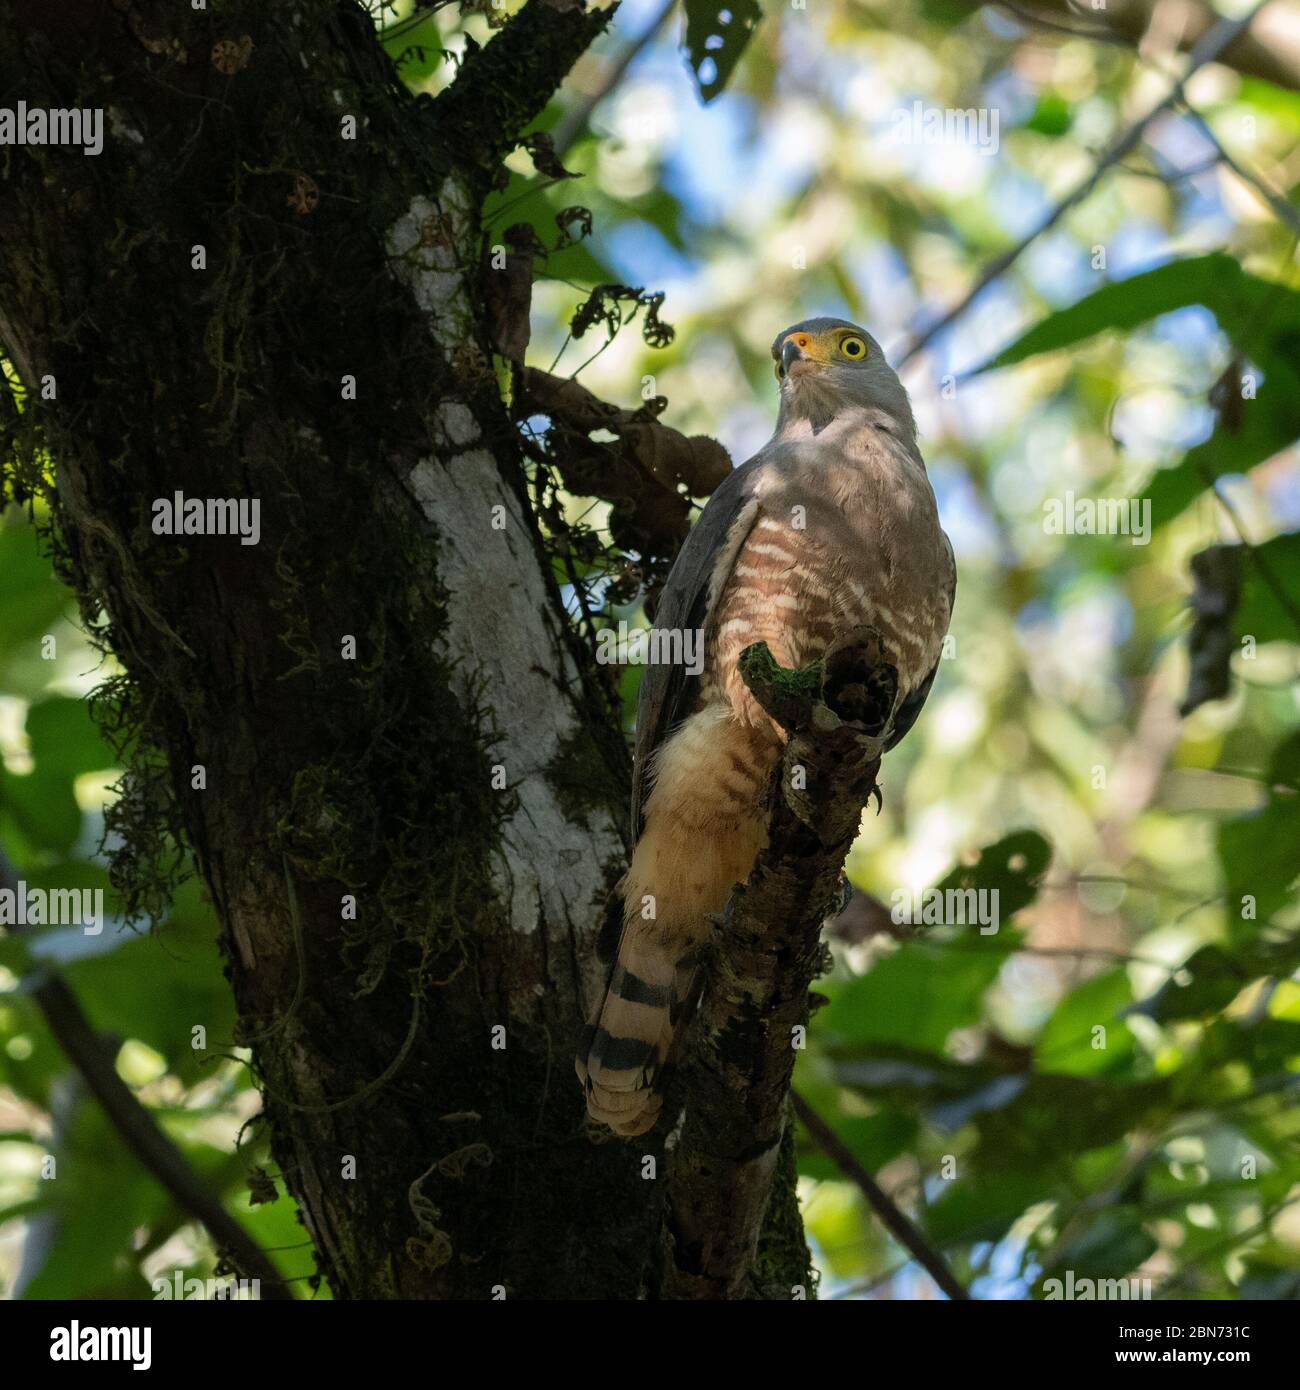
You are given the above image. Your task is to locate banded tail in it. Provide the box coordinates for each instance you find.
[575,936,699,1137]
[576,708,776,1135]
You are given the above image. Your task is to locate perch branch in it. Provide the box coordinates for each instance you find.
[661,627,896,1299]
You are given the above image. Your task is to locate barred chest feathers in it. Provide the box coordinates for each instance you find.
[709,411,952,704]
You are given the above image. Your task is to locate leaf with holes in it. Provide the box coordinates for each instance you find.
[682,0,761,103]
[934,829,1052,922]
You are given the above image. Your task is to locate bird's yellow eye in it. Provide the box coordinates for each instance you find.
[841,336,867,360]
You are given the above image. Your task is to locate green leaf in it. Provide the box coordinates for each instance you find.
[61,877,231,1085]
[1239,1260,1300,1299]
[974,254,1300,374]
[974,1075,1172,1174]
[934,828,1052,922]
[381,14,445,88]
[0,522,67,662]
[795,1109,917,1183]
[0,763,80,853]
[1198,1017,1300,1075]
[1035,968,1136,1077]
[819,834,1046,1055]
[16,1101,165,1298]
[26,695,118,781]
[820,939,1008,1053]
[926,1171,1054,1245]
[682,0,761,104]
[1237,532,1300,646]
[1143,352,1300,529]
[1022,93,1072,137]
[1131,916,1300,1023]
[10,862,118,963]
[1217,730,1300,930]
[0,696,117,854]
[1040,1208,1158,1285]
[1133,945,1253,1023]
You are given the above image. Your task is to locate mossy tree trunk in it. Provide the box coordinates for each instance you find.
[0,0,813,1298]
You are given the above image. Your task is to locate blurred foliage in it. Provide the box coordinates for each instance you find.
[499,0,1300,1299]
[2,0,1299,1299]
[0,514,313,1299]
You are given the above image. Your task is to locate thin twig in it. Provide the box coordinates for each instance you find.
[791,1090,970,1301]
[1175,103,1300,237]
[897,0,1275,367]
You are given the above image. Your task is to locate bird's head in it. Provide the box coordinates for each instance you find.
[771,317,915,445]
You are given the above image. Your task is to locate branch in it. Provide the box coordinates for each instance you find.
[789,1090,969,1301]
[0,852,291,1298]
[1174,103,1300,238]
[661,627,896,1299]
[898,0,1275,367]
[996,0,1300,94]
[431,0,616,168]
[519,365,729,525]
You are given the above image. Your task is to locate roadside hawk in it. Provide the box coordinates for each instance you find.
[576,318,956,1136]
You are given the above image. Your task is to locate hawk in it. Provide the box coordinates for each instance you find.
[576,318,955,1136]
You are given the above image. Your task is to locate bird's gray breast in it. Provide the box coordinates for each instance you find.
[779,421,952,693]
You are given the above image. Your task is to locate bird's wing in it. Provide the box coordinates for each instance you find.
[884,528,956,751]
[630,448,773,837]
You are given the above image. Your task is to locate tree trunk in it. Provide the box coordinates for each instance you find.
[0,0,815,1298]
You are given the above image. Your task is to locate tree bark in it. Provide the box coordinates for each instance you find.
[2,0,627,1299]
[0,0,820,1299]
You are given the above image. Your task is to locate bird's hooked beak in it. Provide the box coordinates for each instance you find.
[779,335,808,375]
